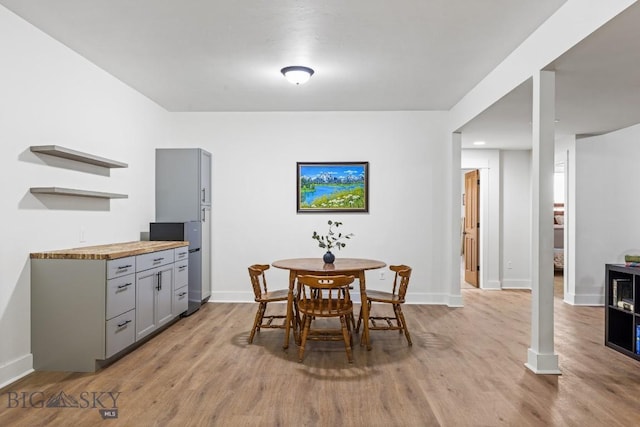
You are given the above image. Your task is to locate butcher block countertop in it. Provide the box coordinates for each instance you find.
[30,240,189,260]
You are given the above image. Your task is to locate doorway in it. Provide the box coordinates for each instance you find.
[463,169,480,287]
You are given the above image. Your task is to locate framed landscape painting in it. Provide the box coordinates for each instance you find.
[297,162,369,213]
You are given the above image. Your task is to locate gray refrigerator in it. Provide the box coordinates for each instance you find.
[155,148,212,306]
[150,221,203,316]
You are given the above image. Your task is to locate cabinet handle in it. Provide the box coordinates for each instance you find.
[202,188,206,202]
[178,265,187,271]
[156,272,162,291]
[117,283,132,289]
[117,265,132,270]
[117,319,132,328]
[178,292,187,297]
[153,257,164,263]
[202,208,206,222]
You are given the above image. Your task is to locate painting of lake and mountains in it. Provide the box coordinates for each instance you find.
[297,162,369,212]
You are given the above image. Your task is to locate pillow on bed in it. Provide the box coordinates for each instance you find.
[555,215,564,225]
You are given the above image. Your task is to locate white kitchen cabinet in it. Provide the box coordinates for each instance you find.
[31,241,188,372]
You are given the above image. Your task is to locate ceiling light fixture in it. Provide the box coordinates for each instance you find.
[280,66,314,85]
[473,141,486,146]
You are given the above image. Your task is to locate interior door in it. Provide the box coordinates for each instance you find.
[464,170,480,287]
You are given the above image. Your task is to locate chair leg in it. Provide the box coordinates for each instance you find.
[292,298,301,345]
[345,310,353,346]
[393,304,403,334]
[349,312,356,331]
[356,300,372,333]
[298,315,312,362]
[396,305,412,346]
[340,315,353,363]
[249,302,266,344]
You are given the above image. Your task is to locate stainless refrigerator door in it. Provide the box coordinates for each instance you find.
[201,206,212,301]
[185,221,202,250]
[187,248,202,315]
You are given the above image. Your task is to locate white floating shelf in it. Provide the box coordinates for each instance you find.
[30,187,128,199]
[30,145,128,168]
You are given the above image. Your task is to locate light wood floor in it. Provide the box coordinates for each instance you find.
[2,283,640,426]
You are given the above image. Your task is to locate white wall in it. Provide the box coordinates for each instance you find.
[0,6,169,387]
[501,150,532,288]
[574,123,640,304]
[167,112,451,304]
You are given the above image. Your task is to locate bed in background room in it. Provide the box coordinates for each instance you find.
[554,203,564,271]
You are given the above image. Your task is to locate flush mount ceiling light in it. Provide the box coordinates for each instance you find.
[472,141,486,146]
[280,66,314,85]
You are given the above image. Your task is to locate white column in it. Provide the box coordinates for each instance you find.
[526,70,561,374]
[449,132,463,307]
[564,136,577,305]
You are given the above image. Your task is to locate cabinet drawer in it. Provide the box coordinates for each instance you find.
[174,260,189,288]
[107,256,136,280]
[105,309,135,358]
[137,249,174,272]
[175,247,189,261]
[174,286,188,316]
[106,274,136,320]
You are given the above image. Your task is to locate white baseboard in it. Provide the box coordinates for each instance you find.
[483,279,502,290]
[209,291,255,303]
[563,292,604,306]
[0,354,33,390]
[502,279,531,289]
[525,348,561,375]
[446,293,464,307]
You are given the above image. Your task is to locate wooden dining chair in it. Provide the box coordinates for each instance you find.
[297,274,355,363]
[248,264,292,344]
[356,265,413,346]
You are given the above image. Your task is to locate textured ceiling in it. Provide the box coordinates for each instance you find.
[4,0,638,152]
[0,0,567,112]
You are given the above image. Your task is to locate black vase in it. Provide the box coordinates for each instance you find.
[323,251,335,264]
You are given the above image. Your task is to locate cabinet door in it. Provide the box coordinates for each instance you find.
[136,269,158,340]
[156,266,174,328]
[136,265,175,340]
[156,148,211,219]
[200,149,212,206]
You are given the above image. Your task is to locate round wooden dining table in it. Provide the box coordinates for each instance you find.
[272,257,386,351]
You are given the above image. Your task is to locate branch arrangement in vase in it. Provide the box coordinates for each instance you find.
[311,220,354,255]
